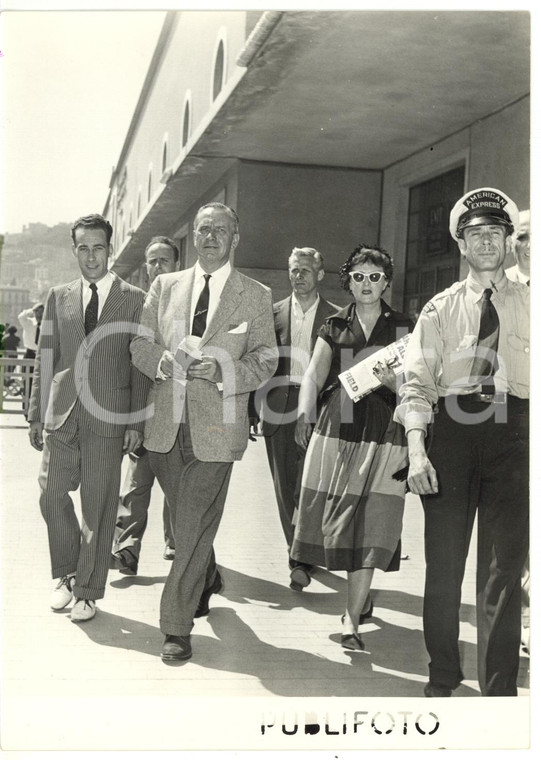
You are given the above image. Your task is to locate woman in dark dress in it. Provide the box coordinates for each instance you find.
[290,244,414,651]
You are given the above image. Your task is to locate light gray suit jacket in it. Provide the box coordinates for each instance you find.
[28,274,148,437]
[131,266,278,461]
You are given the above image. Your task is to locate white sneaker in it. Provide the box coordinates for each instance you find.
[70,598,96,622]
[50,574,76,610]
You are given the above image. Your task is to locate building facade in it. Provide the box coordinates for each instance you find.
[104,10,530,315]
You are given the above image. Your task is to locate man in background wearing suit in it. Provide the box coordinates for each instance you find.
[131,202,277,662]
[111,236,180,575]
[256,247,337,591]
[28,214,148,622]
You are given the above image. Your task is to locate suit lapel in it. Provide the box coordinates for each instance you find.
[200,269,243,346]
[275,297,292,346]
[63,280,86,342]
[172,269,194,326]
[97,274,126,325]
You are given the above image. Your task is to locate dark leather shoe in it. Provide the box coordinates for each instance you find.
[289,565,311,591]
[194,571,224,617]
[111,548,138,575]
[341,632,365,651]
[161,634,192,662]
[424,681,452,697]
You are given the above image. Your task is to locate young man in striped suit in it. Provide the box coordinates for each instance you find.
[28,214,149,622]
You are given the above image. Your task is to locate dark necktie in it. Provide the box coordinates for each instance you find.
[34,324,40,346]
[470,288,500,391]
[84,283,99,335]
[191,274,211,337]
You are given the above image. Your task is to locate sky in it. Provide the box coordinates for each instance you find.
[1,1,537,236]
[1,9,166,234]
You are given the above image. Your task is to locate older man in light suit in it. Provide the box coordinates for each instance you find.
[131,202,277,662]
[28,214,148,622]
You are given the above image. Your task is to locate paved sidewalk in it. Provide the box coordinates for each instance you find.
[0,409,530,750]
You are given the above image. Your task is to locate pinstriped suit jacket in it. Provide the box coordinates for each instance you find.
[28,273,149,437]
[130,266,278,461]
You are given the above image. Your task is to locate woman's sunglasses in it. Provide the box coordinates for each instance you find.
[349,271,386,283]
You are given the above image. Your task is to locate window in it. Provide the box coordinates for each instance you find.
[403,166,465,320]
[213,39,225,101]
[162,139,168,174]
[182,97,191,148]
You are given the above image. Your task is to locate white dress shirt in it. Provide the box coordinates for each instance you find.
[289,294,320,383]
[189,260,232,333]
[81,272,114,320]
[158,261,232,383]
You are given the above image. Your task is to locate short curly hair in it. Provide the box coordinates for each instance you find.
[339,243,394,294]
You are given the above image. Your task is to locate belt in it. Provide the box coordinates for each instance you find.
[288,382,302,389]
[471,391,508,405]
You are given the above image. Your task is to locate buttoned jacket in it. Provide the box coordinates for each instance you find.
[28,273,148,437]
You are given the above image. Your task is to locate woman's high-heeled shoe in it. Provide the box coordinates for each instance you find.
[341,596,374,626]
[341,632,365,651]
[359,598,374,623]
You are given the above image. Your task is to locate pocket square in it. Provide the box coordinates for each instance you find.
[228,322,247,334]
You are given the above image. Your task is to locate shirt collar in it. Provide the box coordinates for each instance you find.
[465,271,508,304]
[194,260,231,287]
[81,271,113,291]
[292,293,320,315]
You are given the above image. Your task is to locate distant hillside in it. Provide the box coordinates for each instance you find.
[1,222,81,302]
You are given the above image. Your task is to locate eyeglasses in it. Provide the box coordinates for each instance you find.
[349,271,386,283]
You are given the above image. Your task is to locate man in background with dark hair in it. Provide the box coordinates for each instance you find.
[28,214,148,622]
[111,236,180,575]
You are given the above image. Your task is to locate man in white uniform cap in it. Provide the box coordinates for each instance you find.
[395,187,529,697]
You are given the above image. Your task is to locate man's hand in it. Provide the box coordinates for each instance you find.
[187,356,222,384]
[295,416,314,450]
[249,417,261,441]
[123,429,143,455]
[28,421,44,451]
[407,451,439,495]
[157,350,176,379]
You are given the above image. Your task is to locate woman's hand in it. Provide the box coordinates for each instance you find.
[373,360,397,392]
[295,416,314,450]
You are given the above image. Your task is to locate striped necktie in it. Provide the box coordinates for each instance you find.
[191,274,211,337]
[84,283,99,335]
[470,288,499,391]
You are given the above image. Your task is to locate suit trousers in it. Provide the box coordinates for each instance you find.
[38,402,125,600]
[264,386,305,553]
[113,451,175,560]
[422,394,529,696]
[149,420,233,636]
